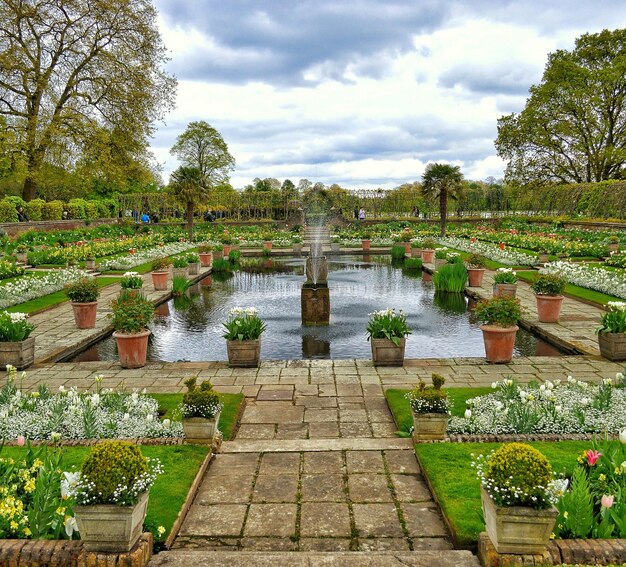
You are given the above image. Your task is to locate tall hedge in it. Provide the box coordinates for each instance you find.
[24,199,45,221]
[0,199,18,222]
[41,200,64,220]
[67,198,86,219]
[84,201,98,219]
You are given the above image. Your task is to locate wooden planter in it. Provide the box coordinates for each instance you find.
[0,336,35,370]
[370,337,405,367]
[493,283,517,298]
[362,239,371,251]
[538,253,550,264]
[213,250,224,261]
[16,252,28,264]
[151,271,168,291]
[411,248,422,258]
[74,491,149,553]
[199,252,212,267]
[535,295,563,323]
[421,249,435,263]
[598,332,626,361]
[188,262,199,276]
[467,268,485,287]
[481,487,557,554]
[172,267,187,279]
[85,259,96,270]
[71,301,98,329]
[113,330,151,369]
[227,338,261,367]
[481,325,518,363]
[182,412,221,444]
[412,411,448,441]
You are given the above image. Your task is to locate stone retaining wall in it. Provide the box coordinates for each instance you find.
[0,218,116,236]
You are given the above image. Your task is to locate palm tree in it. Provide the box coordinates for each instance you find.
[169,166,209,241]
[422,163,464,236]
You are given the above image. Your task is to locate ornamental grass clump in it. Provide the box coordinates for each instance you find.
[0,311,34,342]
[211,258,231,272]
[73,441,162,506]
[406,373,450,414]
[597,301,626,334]
[531,273,566,296]
[422,237,437,249]
[433,262,468,292]
[171,275,192,297]
[180,377,223,418]
[64,277,99,303]
[391,245,406,260]
[474,296,522,327]
[493,268,518,284]
[476,442,554,509]
[223,307,266,341]
[404,258,423,270]
[120,271,143,290]
[366,308,411,346]
[110,291,154,334]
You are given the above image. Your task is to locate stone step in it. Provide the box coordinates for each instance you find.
[150,550,480,567]
[221,438,414,453]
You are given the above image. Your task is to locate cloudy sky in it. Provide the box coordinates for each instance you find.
[151,1,626,189]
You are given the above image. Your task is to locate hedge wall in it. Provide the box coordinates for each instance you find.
[0,198,118,221]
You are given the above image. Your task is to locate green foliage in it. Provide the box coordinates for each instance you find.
[467,253,486,268]
[80,441,148,504]
[422,162,464,236]
[66,199,86,219]
[493,268,518,284]
[531,273,566,296]
[84,201,98,220]
[197,244,213,254]
[433,262,468,292]
[41,201,63,220]
[407,373,450,414]
[110,291,153,333]
[366,308,411,346]
[422,237,437,249]
[597,301,626,334]
[0,199,18,222]
[171,256,187,268]
[180,377,222,419]
[554,467,595,538]
[172,275,191,297]
[222,307,266,341]
[185,253,199,264]
[474,295,522,327]
[404,257,423,270]
[228,249,241,262]
[211,258,231,272]
[0,311,34,341]
[64,277,100,303]
[391,244,406,260]
[23,199,44,221]
[120,272,143,289]
[151,257,172,272]
[483,443,553,509]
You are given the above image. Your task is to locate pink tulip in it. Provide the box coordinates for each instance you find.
[601,494,615,508]
[16,435,26,446]
[586,449,602,466]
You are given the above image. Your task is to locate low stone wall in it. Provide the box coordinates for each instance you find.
[0,218,116,236]
[0,532,152,567]
[478,532,626,566]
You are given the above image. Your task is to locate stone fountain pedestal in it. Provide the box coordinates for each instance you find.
[301,283,330,326]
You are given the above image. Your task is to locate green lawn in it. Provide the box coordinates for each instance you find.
[1,444,209,541]
[385,387,493,434]
[415,441,590,548]
[150,392,244,441]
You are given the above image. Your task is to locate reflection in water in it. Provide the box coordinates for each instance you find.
[73,255,564,362]
[422,272,433,284]
[433,292,467,314]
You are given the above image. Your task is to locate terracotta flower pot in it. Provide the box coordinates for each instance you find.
[182,412,221,444]
[113,329,151,368]
[72,301,98,329]
[403,242,412,254]
[598,332,626,361]
[535,295,564,323]
[151,270,168,291]
[362,239,371,251]
[199,252,212,267]
[480,325,518,363]
[263,241,273,251]
[0,336,35,370]
[227,338,261,367]
[493,283,517,298]
[467,268,485,287]
[370,337,405,366]
[223,244,233,256]
[421,249,435,263]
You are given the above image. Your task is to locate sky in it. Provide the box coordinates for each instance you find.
[151,1,626,190]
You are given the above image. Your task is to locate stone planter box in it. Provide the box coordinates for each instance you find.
[182,412,221,444]
[481,487,557,555]
[412,411,448,441]
[434,258,446,270]
[370,337,405,367]
[598,332,626,361]
[493,283,517,298]
[0,336,35,370]
[213,250,224,261]
[538,253,550,264]
[74,491,149,553]
[172,267,187,279]
[331,243,340,253]
[227,338,261,367]
[293,243,302,254]
[411,248,422,258]
[16,252,28,263]
[85,258,96,270]
[188,262,199,275]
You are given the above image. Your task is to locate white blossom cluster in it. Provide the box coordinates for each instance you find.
[98,242,196,271]
[0,267,89,309]
[449,374,626,435]
[0,380,182,440]
[229,307,259,317]
[540,261,626,299]
[435,237,539,266]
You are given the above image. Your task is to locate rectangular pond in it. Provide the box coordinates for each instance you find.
[73,255,564,362]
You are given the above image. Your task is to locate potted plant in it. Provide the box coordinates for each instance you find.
[172,256,188,279]
[493,268,518,298]
[120,271,143,295]
[0,311,35,369]
[434,248,448,270]
[64,276,100,329]
[474,295,522,363]
[366,308,411,366]
[362,232,372,251]
[110,291,154,368]
[596,301,626,361]
[476,443,557,554]
[151,257,172,291]
[223,307,266,367]
[72,440,162,552]
[186,252,200,275]
[466,253,486,287]
[406,373,450,441]
[85,255,96,270]
[421,238,437,264]
[15,244,29,264]
[221,236,234,256]
[608,235,620,254]
[213,244,224,261]
[410,239,423,258]
[531,273,566,323]
[180,377,224,443]
[197,244,213,267]
[262,233,273,252]
[401,229,413,253]
[292,236,303,254]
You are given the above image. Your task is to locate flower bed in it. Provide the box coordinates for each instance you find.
[605,251,626,268]
[435,237,539,266]
[0,259,25,280]
[540,261,626,299]
[98,242,196,271]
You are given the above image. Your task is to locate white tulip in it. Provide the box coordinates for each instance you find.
[464,409,472,419]
[619,430,626,444]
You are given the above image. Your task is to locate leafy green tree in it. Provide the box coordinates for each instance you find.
[496,28,626,184]
[169,166,209,241]
[0,0,175,200]
[422,163,464,236]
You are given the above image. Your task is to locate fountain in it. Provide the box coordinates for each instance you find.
[301,253,330,326]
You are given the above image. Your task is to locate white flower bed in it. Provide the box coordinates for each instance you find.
[99,241,196,271]
[0,373,183,440]
[540,261,626,299]
[449,374,626,435]
[436,237,539,266]
[0,267,88,309]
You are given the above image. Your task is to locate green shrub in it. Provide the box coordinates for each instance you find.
[64,277,100,303]
[211,258,231,272]
[66,198,86,219]
[41,200,63,220]
[493,268,518,284]
[597,301,626,334]
[0,199,18,222]
[467,253,486,268]
[197,244,213,254]
[84,201,99,220]
[172,275,191,297]
[406,373,450,414]
[180,377,222,418]
[404,258,423,270]
[433,262,467,292]
[228,249,241,262]
[24,199,44,221]
[185,253,199,264]
[4,196,26,210]
[422,237,437,249]
[151,257,172,272]
[97,201,111,218]
[0,311,34,341]
[172,256,188,269]
[474,296,522,327]
[110,291,154,333]
[531,273,566,296]
[391,245,406,260]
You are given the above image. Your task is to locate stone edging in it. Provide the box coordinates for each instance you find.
[418,432,615,444]
[1,437,185,446]
[478,532,626,566]
[0,532,152,567]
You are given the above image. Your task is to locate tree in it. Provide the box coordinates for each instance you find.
[170,121,235,183]
[496,28,626,185]
[0,0,175,200]
[169,166,209,241]
[421,163,464,236]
